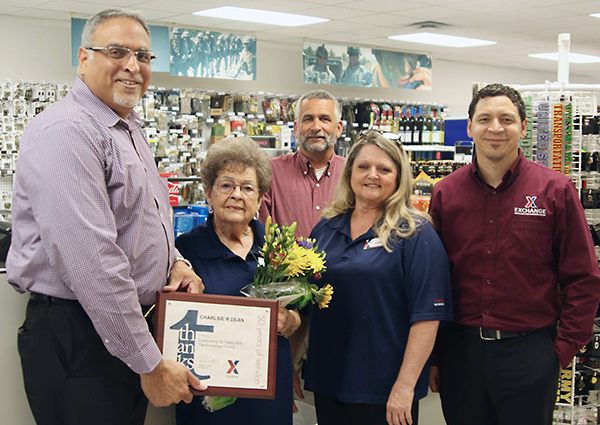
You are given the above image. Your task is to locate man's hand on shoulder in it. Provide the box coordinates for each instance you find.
[140,359,207,407]
[164,261,205,293]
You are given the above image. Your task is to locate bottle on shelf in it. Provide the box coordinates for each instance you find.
[403,107,412,145]
[410,107,420,145]
[423,105,433,145]
[438,105,446,145]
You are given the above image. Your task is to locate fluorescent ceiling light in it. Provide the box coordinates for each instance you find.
[590,13,600,18]
[193,6,329,27]
[529,52,600,64]
[389,32,496,48]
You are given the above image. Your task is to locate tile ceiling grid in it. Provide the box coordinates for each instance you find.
[0,0,599,78]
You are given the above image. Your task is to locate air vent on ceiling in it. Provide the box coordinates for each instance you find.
[407,21,451,29]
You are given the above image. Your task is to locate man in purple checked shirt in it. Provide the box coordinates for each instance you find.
[7,9,206,425]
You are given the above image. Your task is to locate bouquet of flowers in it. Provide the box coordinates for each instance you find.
[240,216,333,309]
[203,217,333,413]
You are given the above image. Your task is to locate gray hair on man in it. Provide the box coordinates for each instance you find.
[295,89,342,123]
[81,8,150,47]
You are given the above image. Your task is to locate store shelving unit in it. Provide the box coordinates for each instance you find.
[515,83,600,425]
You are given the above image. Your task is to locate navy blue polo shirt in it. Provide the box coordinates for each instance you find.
[175,216,293,425]
[304,211,452,404]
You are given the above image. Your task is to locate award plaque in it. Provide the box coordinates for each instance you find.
[154,291,279,398]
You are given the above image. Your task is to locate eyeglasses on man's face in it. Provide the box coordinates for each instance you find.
[86,46,157,64]
[214,180,258,197]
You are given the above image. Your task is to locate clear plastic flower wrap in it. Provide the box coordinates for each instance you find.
[240,216,333,310]
[202,395,237,412]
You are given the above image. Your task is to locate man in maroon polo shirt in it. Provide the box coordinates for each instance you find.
[258,89,345,414]
[259,89,345,237]
[428,83,600,425]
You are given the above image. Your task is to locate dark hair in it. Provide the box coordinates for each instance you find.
[468,83,526,122]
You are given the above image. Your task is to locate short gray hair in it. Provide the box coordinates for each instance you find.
[295,89,341,123]
[81,9,150,47]
[200,137,273,197]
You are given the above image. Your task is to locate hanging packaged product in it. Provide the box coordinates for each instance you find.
[210,119,228,144]
[210,94,227,117]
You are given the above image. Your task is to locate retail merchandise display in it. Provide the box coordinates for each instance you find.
[518,87,600,424]
[0,80,71,221]
[0,78,460,218]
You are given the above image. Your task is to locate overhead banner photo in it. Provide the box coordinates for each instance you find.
[302,42,432,90]
[170,28,257,80]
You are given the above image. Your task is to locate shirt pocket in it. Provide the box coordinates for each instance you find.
[508,218,553,267]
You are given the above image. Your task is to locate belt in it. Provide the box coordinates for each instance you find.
[29,292,154,317]
[454,323,532,341]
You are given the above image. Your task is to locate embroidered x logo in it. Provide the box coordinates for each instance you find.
[227,360,239,374]
[525,196,537,208]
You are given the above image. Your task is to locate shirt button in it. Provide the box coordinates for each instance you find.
[492,191,497,195]
[486,279,491,284]
[484,310,490,315]
[487,250,492,254]
[104,338,109,344]
[303,171,308,175]
[489,219,494,224]
[316,183,320,187]
[316,206,320,210]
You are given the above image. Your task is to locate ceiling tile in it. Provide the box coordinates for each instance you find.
[393,6,479,21]
[133,0,211,14]
[261,26,332,37]
[341,14,413,26]
[340,0,425,12]
[0,4,23,13]
[231,0,317,13]
[32,0,110,15]
[12,8,71,19]
[447,0,534,12]
[548,1,600,14]
[300,5,371,19]
[0,0,48,6]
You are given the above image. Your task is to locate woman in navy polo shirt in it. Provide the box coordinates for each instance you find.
[175,137,300,425]
[304,130,452,425]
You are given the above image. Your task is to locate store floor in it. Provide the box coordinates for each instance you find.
[291,392,446,425]
[145,392,446,425]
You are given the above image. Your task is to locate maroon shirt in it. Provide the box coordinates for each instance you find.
[429,151,600,367]
[259,150,345,238]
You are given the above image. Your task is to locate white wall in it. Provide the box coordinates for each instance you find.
[1,14,596,425]
[2,15,597,118]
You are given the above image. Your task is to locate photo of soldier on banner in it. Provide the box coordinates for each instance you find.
[302,42,432,90]
[170,27,256,80]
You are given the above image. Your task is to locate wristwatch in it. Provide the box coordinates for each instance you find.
[174,256,193,270]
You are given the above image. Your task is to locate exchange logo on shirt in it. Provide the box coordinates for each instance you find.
[514,195,546,217]
[364,238,384,250]
[433,299,445,307]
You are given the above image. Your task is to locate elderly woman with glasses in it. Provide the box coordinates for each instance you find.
[302,130,452,425]
[175,137,299,425]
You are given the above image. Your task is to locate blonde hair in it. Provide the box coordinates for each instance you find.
[322,130,430,252]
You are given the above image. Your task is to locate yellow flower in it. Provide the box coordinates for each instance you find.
[283,245,326,278]
[312,284,334,309]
